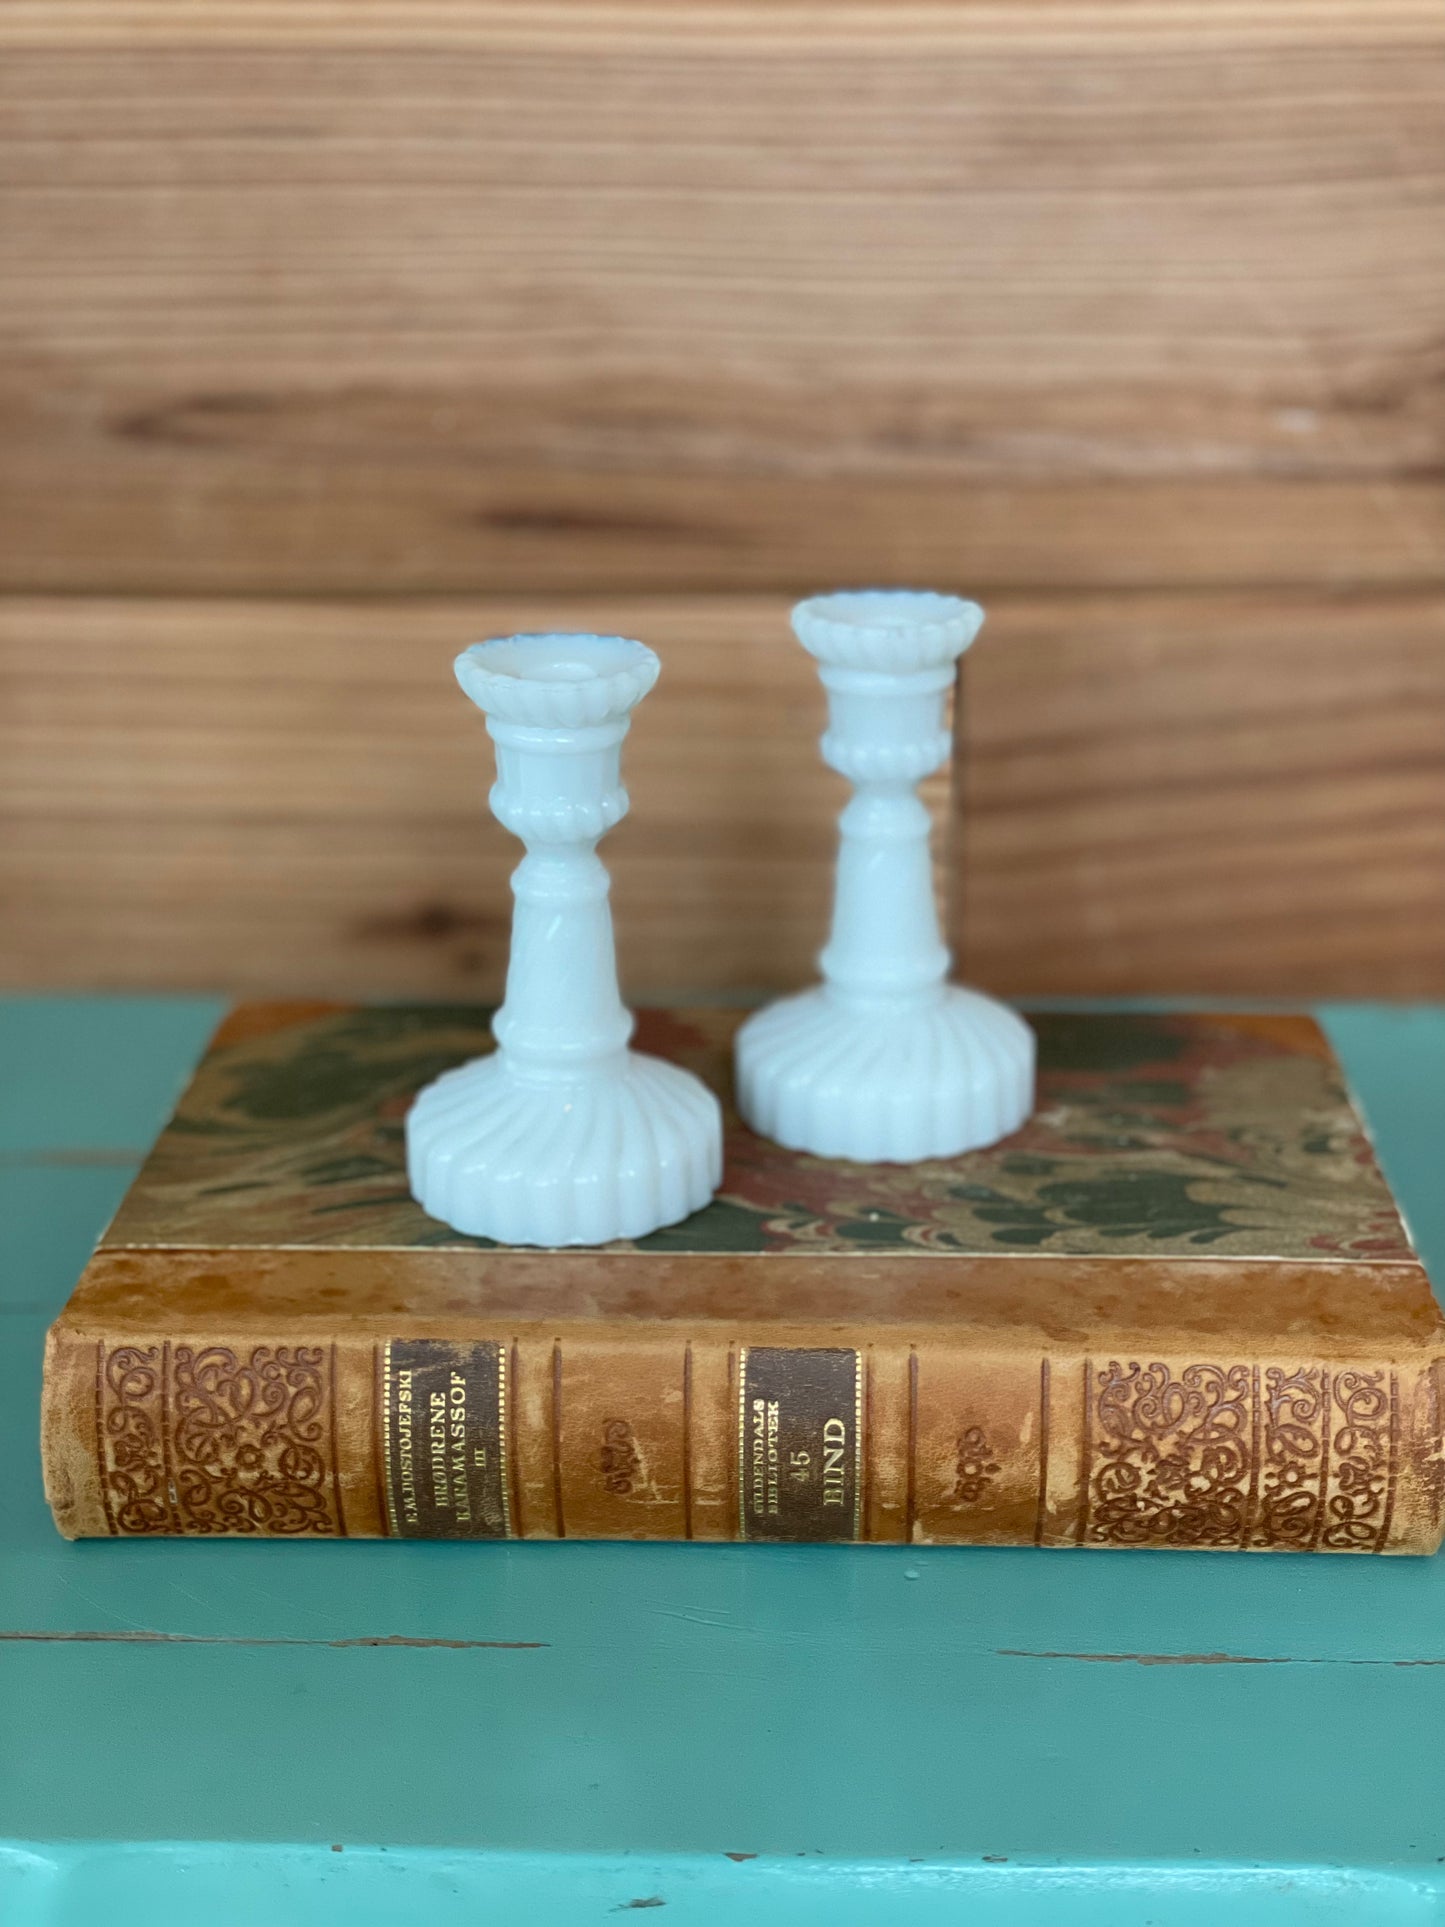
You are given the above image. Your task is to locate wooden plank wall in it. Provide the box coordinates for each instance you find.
[1,2,1442,998]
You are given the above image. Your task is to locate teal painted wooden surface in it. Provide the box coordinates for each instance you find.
[1,999,1443,1924]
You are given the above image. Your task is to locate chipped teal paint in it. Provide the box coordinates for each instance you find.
[1,998,1443,1924]
[3,1845,1443,1926]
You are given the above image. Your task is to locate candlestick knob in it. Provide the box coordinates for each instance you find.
[734,591,1034,1162]
[407,632,723,1245]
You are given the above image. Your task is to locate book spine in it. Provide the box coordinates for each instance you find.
[43,1321,1445,1553]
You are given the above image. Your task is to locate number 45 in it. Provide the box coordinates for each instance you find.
[789,1450,811,1483]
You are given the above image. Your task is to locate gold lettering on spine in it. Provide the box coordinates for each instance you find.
[429,1386,449,1512]
[445,1370,470,1526]
[822,1417,847,1507]
[394,1359,420,1529]
[382,1341,509,1538]
[737,1346,860,1542]
[382,1342,424,1537]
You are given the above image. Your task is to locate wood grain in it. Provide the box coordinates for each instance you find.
[2,4,1442,595]
[958,590,1445,996]
[2,591,1439,999]
[0,595,871,999]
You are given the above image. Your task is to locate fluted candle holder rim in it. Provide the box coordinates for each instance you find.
[791,589,984,672]
[455,632,660,727]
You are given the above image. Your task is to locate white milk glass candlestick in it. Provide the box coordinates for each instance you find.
[407,633,722,1245]
[735,591,1034,1162]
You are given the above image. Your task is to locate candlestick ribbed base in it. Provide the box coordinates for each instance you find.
[407,1051,722,1246]
[735,986,1033,1163]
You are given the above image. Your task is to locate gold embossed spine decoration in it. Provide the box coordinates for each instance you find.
[911,1346,1045,1548]
[852,1350,865,1543]
[71,1336,345,1539]
[40,1315,1445,1553]
[497,1339,511,1539]
[735,1344,750,1543]
[555,1339,690,1541]
[380,1340,400,1538]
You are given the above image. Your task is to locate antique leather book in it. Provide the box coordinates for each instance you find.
[42,1003,1445,1553]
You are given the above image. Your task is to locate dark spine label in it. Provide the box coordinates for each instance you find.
[738,1346,862,1542]
[382,1339,509,1539]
